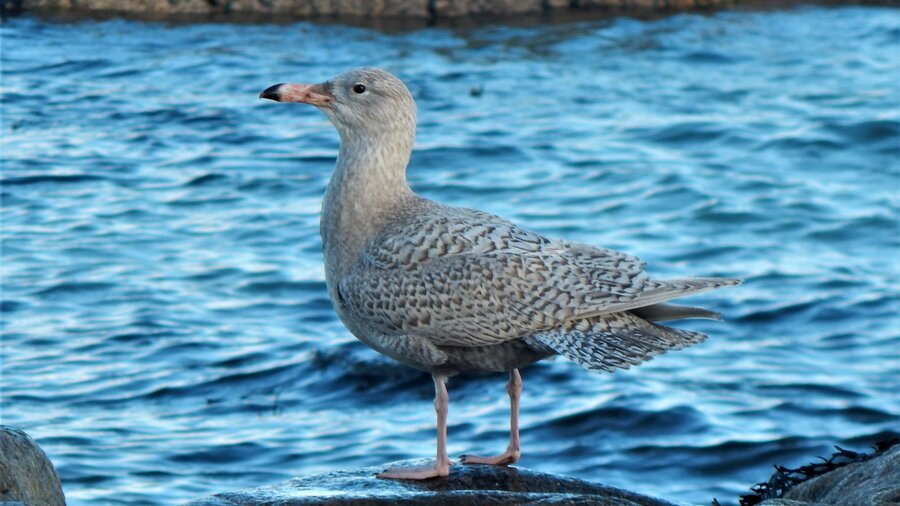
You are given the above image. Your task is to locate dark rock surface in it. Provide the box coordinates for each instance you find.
[0,426,66,506]
[760,444,900,506]
[746,440,900,506]
[3,0,734,22]
[187,459,676,505]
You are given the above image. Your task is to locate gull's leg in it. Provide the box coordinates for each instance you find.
[460,369,522,466]
[378,374,451,480]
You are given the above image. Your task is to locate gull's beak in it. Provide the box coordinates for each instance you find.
[259,82,334,107]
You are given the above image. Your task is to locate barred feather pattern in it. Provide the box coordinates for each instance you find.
[337,197,738,356]
[525,312,709,372]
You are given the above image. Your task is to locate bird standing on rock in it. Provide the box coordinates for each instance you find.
[260,68,740,480]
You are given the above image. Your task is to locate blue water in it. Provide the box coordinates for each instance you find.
[2,6,898,505]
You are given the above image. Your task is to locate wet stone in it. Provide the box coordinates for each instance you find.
[0,427,66,506]
[758,443,900,506]
[187,459,676,505]
[6,0,731,19]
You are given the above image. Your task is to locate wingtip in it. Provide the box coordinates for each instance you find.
[705,277,743,287]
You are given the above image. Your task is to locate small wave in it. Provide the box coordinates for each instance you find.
[643,121,730,145]
[60,470,114,486]
[131,470,178,478]
[815,405,897,424]
[848,292,898,312]
[108,107,190,123]
[183,173,228,187]
[757,136,843,152]
[212,352,270,369]
[96,208,153,219]
[665,244,742,262]
[0,300,26,313]
[40,435,98,446]
[107,331,180,345]
[97,67,142,79]
[623,436,817,475]
[9,58,110,75]
[187,267,245,281]
[412,145,529,168]
[693,208,766,225]
[1,174,108,186]
[165,196,242,208]
[746,400,898,425]
[824,119,900,147]
[237,178,296,194]
[736,298,823,323]
[638,182,708,209]
[168,442,269,464]
[843,430,900,447]
[237,280,327,295]
[281,154,337,164]
[757,382,863,399]
[306,346,430,399]
[808,213,897,242]
[211,132,266,145]
[531,404,707,438]
[142,362,304,402]
[681,50,736,64]
[34,281,116,298]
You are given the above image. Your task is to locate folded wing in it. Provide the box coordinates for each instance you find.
[338,206,738,348]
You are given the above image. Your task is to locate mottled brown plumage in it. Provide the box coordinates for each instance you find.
[338,198,737,372]
[260,67,740,480]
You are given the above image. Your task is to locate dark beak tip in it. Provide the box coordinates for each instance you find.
[260,83,285,101]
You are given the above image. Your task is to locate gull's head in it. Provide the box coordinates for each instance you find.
[260,67,416,143]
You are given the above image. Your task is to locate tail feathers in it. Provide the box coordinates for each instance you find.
[630,303,722,322]
[526,312,707,373]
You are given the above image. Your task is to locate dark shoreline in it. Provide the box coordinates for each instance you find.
[3,0,896,28]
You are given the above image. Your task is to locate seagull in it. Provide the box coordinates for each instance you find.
[260,68,739,480]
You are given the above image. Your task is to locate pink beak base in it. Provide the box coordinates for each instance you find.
[259,82,333,106]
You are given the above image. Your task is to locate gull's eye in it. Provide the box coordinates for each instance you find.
[352,84,366,94]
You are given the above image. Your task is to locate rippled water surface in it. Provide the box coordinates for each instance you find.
[2,6,899,505]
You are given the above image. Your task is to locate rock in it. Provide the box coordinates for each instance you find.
[432,0,545,17]
[2,0,734,21]
[187,459,675,505]
[0,426,66,506]
[738,440,900,506]
[760,444,900,506]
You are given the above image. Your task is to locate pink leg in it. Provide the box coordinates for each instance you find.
[378,374,451,480]
[461,369,522,466]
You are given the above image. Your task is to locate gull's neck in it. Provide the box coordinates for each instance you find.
[321,127,415,282]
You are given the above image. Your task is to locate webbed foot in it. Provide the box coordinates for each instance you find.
[377,460,450,480]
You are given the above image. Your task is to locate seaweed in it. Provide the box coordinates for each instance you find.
[719,438,900,506]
